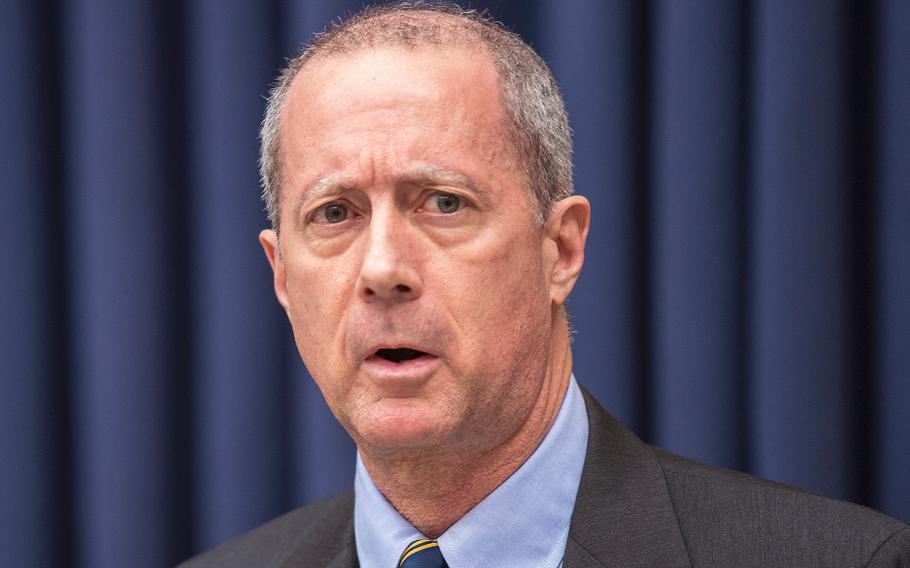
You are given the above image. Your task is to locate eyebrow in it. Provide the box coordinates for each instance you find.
[397,164,486,198]
[299,175,350,203]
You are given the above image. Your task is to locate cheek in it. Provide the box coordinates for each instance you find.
[283,255,356,362]
[482,232,549,305]
[442,233,551,362]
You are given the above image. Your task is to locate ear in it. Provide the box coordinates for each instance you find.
[259,229,290,312]
[545,196,590,305]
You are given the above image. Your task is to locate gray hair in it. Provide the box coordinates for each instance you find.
[259,1,573,230]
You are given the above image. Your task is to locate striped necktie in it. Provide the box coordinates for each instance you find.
[397,539,448,568]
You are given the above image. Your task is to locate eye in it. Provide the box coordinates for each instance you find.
[310,202,349,224]
[426,192,465,214]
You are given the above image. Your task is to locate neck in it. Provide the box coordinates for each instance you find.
[359,316,573,538]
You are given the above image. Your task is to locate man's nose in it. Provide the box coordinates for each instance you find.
[356,215,422,304]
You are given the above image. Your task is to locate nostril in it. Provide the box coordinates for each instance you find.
[359,281,416,301]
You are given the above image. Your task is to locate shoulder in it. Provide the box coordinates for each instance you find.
[177,491,354,568]
[654,448,910,567]
[576,388,910,566]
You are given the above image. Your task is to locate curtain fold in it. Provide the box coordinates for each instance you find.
[650,0,746,470]
[64,1,193,565]
[1,2,69,566]
[2,1,908,566]
[59,1,189,566]
[875,0,910,522]
[186,0,291,551]
[750,0,853,500]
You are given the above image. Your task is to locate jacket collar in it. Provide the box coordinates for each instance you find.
[565,389,691,568]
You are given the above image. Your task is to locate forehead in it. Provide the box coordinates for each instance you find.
[281,44,510,154]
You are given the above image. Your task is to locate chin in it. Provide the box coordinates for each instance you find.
[354,401,455,451]
[362,430,443,451]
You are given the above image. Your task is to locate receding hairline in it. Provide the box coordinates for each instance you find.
[284,36,504,108]
[307,9,499,54]
[284,9,513,95]
[280,8,519,127]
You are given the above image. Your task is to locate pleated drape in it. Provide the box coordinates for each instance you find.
[1,1,907,566]
[65,2,192,565]
[186,0,288,550]
[875,0,910,524]
[649,0,747,470]
[2,3,69,566]
[750,0,857,501]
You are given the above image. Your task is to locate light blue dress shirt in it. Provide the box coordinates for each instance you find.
[354,375,589,568]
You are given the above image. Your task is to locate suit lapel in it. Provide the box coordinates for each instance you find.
[325,544,359,568]
[283,541,358,568]
[279,492,359,568]
[563,536,609,568]
[565,390,691,568]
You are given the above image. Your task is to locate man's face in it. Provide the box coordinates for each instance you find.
[261,46,568,456]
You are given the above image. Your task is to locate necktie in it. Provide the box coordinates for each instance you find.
[397,539,448,568]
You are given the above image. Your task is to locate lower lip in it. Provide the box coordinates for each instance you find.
[362,354,440,380]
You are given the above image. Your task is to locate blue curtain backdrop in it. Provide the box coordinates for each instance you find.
[2,1,908,566]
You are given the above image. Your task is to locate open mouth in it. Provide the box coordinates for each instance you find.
[374,347,428,364]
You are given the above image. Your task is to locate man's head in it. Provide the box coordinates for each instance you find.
[259,3,590,461]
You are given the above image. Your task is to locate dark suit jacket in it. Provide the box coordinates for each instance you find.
[180,390,910,567]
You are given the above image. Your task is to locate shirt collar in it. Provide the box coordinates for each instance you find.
[354,375,589,568]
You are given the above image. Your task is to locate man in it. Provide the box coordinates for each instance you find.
[182,3,910,567]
